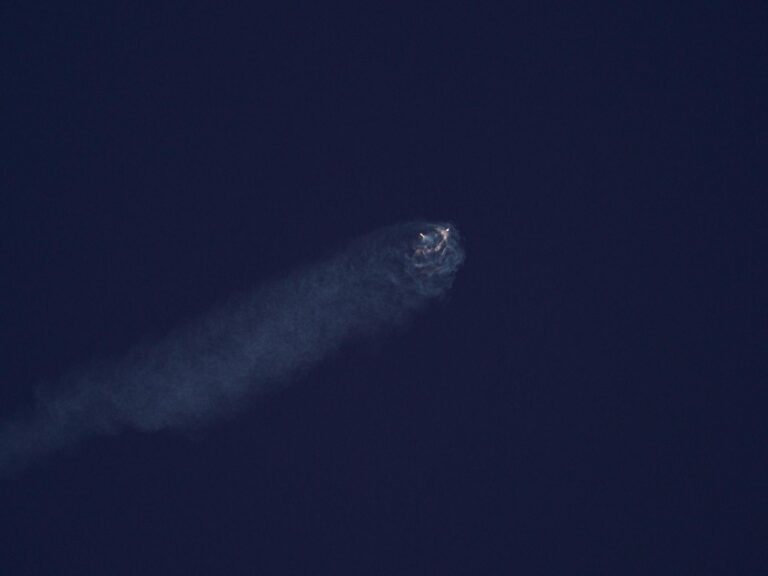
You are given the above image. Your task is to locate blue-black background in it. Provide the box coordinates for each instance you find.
[1,2,765,573]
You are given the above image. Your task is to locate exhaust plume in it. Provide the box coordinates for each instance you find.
[0,221,464,476]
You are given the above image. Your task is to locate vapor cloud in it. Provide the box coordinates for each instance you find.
[0,222,464,476]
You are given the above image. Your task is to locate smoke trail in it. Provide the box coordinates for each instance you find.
[0,221,464,476]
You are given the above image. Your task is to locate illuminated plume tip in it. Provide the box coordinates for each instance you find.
[404,222,465,295]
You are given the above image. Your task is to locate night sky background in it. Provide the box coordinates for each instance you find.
[1,2,766,574]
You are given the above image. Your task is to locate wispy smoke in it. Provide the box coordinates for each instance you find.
[0,222,464,476]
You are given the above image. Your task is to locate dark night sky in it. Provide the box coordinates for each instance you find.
[1,1,766,574]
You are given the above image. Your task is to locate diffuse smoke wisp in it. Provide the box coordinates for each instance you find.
[0,221,464,476]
